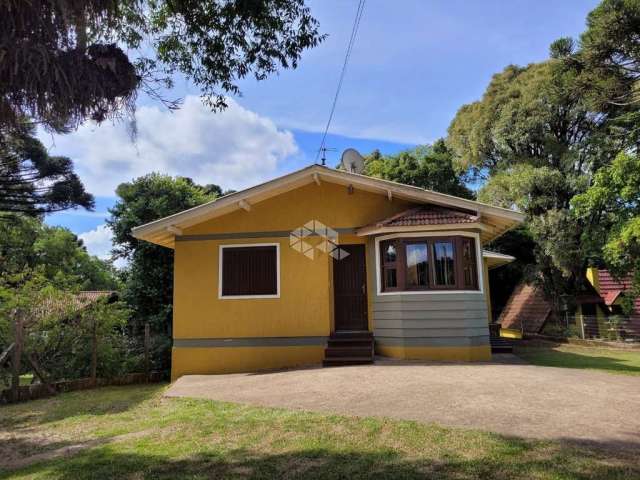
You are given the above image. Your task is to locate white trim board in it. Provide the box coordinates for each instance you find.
[374,231,484,296]
[218,242,281,300]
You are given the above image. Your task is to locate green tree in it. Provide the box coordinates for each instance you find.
[1,0,323,132]
[580,0,640,126]
[108,174,217,340]
[573,152,640,304]
[1,122,94,218]
[447,61,617,178]
[0,271,132,383]
[363,140,474,199]
[0,216,119,291]
[447,51,624,311]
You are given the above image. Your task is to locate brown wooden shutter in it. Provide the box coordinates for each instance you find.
[460,237,478,290]
[222,246,277,296]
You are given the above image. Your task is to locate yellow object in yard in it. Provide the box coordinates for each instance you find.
[500,328,523,339]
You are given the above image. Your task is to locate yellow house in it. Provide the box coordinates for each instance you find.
[132,165,523,380]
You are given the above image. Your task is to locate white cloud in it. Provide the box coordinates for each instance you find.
[42,96,299,197]
[78,224,127,269]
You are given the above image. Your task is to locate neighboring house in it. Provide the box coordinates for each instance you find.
[499,267,640,339]
[36,291,118,319]
[132,164,523,380]
[585,268,640,338]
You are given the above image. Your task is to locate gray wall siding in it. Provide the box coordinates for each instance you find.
[367,238,490,348]
[373,294,490,347]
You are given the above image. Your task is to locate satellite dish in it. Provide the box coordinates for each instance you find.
[340,148,365,174]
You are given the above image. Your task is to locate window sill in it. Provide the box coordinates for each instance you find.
[378,290,483,296]
[219,294,280,300]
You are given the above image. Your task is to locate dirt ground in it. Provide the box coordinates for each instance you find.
[166,356,640,449]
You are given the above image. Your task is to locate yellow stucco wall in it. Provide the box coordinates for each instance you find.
[171,181,497,378]
[171,346,325,380]
[184,181,413,235]
[585,267,600,292]
[172,182,412,377]
[174,236,331,339]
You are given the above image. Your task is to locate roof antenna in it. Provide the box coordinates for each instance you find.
[319,147,336,166]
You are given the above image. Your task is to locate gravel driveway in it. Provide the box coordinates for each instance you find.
[166,356,640,448]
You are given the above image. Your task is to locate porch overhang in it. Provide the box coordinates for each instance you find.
[482,250,516,269]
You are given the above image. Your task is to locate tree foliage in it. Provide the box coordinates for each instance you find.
[573,152,640,301]
[363,140,474,199]
[0,0,323,132]
[447,0,640,312]
[0,216,119,291]
[581,0,640,112]
[0,272,134,382]
[108,173,217,338]
[0,122,94,218]
[447,61,618,178]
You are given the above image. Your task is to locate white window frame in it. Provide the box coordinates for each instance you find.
[374,231,484,296]
[218,242,281,299]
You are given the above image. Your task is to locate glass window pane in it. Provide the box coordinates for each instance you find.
[384,243,397,263]
[406,243,428,287]
[433,241,455,286]
[384,268,397,289]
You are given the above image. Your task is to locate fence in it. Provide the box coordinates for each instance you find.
[510,314,640,344]
[0,318,167,404]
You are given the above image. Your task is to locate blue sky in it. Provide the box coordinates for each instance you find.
[44,0,600,260]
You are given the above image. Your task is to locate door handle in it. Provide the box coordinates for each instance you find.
[362,283,366,294]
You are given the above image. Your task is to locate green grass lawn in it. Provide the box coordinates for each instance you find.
[514,342,640,375]
[1,384,638,479]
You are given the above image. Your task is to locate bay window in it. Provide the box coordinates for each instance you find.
[379,236,479,292]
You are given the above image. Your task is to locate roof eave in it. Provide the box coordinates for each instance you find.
[132,165,525,248]
[356,222,488,237]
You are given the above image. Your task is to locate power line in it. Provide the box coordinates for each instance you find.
[315,0,366,164]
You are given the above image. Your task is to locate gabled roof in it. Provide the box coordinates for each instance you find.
[498,283,552,334]
[597,269,640,314]
[602,290,623,306]
[132,164,525,248]
[35,291,117,321]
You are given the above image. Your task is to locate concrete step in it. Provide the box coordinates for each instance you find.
[322,357,374,367]
[327,338,373,348]
[324,347,372,358]
[331,331,373,339]
[490,337,514,353]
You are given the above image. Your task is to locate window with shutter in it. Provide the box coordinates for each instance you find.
[220,244,279,298]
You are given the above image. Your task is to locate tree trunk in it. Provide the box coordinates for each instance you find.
[11,317,23,402]
[91,318,97,387]
[144,322,150,382]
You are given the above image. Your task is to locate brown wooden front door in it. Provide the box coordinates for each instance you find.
[333,244,368,331]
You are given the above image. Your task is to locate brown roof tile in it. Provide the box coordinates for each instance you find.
[374,205,478,228]
[597,269,640,314]
[498,283,552,334]
[36,291,117,319]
